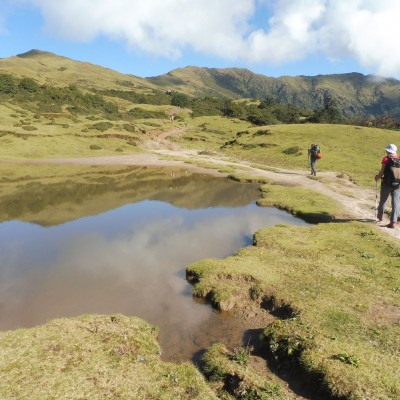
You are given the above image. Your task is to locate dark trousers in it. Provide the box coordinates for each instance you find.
[377,181,400,222]
[310,158,317,175]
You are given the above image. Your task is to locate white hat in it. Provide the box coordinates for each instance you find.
[385,144,397,154]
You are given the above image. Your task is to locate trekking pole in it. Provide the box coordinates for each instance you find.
[375,179,378,219]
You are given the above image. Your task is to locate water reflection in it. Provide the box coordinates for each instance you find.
[0,165,261,225]
[0,166,309,360]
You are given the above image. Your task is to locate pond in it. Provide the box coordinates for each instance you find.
[0,165,309,362]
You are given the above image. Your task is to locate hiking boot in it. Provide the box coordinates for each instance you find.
[386,222,396,229]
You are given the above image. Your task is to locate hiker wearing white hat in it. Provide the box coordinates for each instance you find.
[385,144,397,154]
[374,144,400,228]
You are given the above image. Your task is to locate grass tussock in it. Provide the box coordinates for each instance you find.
[227,173,271,185]
[201,343,283,399]
[0,315,217,400]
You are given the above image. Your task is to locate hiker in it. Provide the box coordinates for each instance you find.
[375,144,400,228]
[308,144,321,176]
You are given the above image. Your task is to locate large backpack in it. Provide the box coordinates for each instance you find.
[384,156,400,186]
[310,144,321,158]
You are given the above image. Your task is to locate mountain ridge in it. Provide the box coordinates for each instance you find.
[2,49,400,118]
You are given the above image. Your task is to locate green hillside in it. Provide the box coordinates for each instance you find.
[2,50,400,120]
[0,49,156,92]
[148,66,400,118]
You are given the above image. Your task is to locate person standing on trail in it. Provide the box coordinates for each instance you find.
[308,144,321,176]
[375,144,400,229]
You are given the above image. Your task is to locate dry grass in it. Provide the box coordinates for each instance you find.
[0,314,217,400]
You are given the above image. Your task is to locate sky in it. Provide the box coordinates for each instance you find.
[0,0,399,79]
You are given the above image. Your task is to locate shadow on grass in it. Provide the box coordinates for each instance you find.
[293,211,335,223]
[293,212,376,224]
[192,348,208,369]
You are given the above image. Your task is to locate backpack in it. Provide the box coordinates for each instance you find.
[384,156,400,186]
[310,144,321,159]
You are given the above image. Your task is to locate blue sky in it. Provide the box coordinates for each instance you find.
[1,1,398,79]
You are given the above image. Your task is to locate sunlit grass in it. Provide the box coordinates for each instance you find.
[188,221,400,399]
[0,315,216,400]
[171,119,400,188]
[257,183,345,222]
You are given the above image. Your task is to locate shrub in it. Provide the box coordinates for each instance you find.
[123,124,136,133]
[92,122,113,132]
[253,129,272,136]
[18,77,39,93]
[89,144,102,150]
[283,146,300,155]
[171,92,190,107]
[0,74,16,94]
[21,125,37,131]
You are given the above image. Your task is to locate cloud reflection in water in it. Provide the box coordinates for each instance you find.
[0,199,308,358]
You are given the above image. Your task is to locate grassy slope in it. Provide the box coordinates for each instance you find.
[176,119,400,187]
[0,101,178,160]
[0,50,156,92]
[146,67,400,117]
[188,219,400,399]
[0,315,217,400]
[4,50,400,117]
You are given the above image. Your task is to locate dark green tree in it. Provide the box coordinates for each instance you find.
[222,100,246,118]
[308,93,342,123]
[0,74,16,94]
[171,92,190,107]
[18,77,40,93]
[258,96,275,109]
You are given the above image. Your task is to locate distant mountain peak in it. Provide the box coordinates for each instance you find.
[17,49,56,58]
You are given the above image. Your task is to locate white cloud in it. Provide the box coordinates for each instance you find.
[12,0,400,77]
[25,0,254,58]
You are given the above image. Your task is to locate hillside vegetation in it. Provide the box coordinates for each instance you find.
[3,50,400,122]
[0,50,156,92]
[148,66,400,120]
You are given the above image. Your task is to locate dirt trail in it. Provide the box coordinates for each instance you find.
[140,127,186,151]
[33,127,400,241]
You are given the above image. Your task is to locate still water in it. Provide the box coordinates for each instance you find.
[0,165,309,361]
